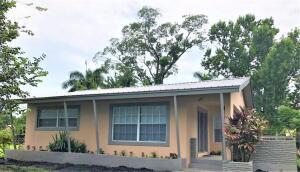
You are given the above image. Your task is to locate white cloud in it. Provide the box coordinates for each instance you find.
[9,0,300,96]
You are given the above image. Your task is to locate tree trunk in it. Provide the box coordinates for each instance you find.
[9,113,16,150]
[154,76,164,85]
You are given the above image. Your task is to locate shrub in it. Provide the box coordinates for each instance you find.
[120,150,126,156]
[150,152,157,158]
[225,107,266,162]
[48,131,87,153]
[210,151,221,155]
[99,148,105,154]
[0,130,12,155]
[169,153,178,159]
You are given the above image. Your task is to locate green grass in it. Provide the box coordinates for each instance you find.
[0,165,51,172]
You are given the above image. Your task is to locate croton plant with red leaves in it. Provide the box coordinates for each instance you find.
[225,107,267,162]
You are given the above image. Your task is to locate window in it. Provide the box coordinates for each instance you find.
[37,106,80,130]
[214,115,222,142]
[111,103,168,144]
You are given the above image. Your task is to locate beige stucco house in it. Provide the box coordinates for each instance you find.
[22,77,252,166]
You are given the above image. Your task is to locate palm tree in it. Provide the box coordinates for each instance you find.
[62,68,108,92]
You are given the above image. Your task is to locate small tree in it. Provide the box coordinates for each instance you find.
[225,107,266,162]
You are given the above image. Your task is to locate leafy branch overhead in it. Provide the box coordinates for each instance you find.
[94,6,208,85]
[0,0,47,149]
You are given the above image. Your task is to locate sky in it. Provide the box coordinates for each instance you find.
[10,0,300,97]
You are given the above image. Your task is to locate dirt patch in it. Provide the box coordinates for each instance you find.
[1,159,160,172]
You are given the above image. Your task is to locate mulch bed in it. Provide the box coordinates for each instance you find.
[0,158,159,172]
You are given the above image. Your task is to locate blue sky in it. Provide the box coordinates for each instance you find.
[10,0,300,97]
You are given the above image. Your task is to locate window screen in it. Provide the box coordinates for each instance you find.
[112,104,168,143]
[112,106,139,141]
[37,106,79,129]
[140,105,167,142]
[214,115,222,142]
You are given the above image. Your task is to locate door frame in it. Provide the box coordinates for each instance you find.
[197,107,208,153]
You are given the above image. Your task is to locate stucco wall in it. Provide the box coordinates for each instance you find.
[25,92,244,164]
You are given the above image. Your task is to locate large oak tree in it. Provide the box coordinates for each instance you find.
[94,7,208,86]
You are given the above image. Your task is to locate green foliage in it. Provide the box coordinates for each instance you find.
[0,130,12,155]
[202,14,300,131]
[94,6,208,85]
[202,14,278,77]
[225,107,266,162]
[14,113,26,136]
[48,131,87,153]
[193,71,215,81]
[0,0,47,149]
[276,105,300,135]
[252,35,300,131]
[286,74,300,109]
[150,152,157,158]
[62,63,109,92]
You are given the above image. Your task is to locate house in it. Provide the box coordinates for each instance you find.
[22,77,252,167]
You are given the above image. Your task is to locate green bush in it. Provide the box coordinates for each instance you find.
[0,130,12,155]
[48,131,87,153]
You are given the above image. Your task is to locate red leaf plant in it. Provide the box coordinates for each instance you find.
[225,107,267,162]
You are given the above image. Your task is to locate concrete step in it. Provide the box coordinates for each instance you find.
[189,159,222,171]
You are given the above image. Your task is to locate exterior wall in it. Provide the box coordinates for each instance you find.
[230,92,245,116]
[24,92,244,164]
[25,101,98,151]
[25,97,184,159]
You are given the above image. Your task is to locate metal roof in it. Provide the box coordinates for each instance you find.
[23,77,250,103]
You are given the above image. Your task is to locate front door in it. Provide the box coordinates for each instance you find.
[198,108,208,152]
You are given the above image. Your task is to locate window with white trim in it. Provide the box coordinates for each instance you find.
[37,106,80,129]
[112,104,168,142]
[214,115,222,142]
